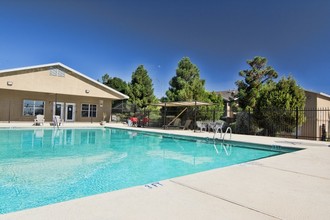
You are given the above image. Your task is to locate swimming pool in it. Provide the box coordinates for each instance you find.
[0,127,296,214]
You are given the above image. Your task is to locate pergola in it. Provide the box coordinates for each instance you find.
[152,101,213,130]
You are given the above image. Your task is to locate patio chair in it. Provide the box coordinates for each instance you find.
[34,115,45,126]
[180,119,192,130]
[209,120,225,133]
[127,119,133,127]
[53,115,62,127]
[196,121,207,132]
[128,117,138,127]
[214,120,225,133]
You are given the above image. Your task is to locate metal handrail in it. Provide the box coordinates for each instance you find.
[222,127,232,142]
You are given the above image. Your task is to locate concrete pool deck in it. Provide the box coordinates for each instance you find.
[1,122,330,219]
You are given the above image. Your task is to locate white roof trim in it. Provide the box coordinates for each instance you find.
[0,62,129,99]
[305,89,330,99]
[320,92,330,99]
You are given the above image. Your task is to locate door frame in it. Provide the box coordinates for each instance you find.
[53,102,64,120]
[65,103,76,122]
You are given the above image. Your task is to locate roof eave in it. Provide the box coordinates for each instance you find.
[0,62,129,100]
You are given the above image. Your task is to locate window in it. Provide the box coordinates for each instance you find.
[23,100,45,116]
[81,104,97,117]
[49,67,65,77]
[81,104,89,117]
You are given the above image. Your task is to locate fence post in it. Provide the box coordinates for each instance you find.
[248,109,251,135]
[213,108,215,122]
[295,107,299,139]
[194,101,197,132]
[163,102,167,130]
[121,100,123,114]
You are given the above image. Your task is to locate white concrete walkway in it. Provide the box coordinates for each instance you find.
[1,123,329,220]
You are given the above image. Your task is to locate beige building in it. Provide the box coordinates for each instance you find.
[301,90,330,140]
[0,63,128,123]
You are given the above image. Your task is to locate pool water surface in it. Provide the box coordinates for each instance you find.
[0,128,295,214]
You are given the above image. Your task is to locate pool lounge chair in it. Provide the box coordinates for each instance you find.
[180,119,192,130]
[165,118,181,129]
[34,115,45,126]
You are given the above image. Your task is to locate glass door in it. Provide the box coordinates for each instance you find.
[53,102,64,120]
[65,103,76,122]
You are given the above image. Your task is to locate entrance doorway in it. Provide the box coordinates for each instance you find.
[53,102,64,120]
[65,103,76,122]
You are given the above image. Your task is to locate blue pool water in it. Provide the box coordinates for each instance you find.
[0,128,295,214]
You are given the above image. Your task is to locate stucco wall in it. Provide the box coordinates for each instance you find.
[301,91,330,140]
[316,95,330,140]
[0,89,112,123]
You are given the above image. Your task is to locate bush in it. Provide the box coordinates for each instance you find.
[234,112,260,134]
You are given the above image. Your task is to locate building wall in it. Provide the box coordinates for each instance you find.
[0,89,112,123]
[316,95,330,140]
[301,91,330,140]
[316,96,330,108]
[304,91,317,109]
[301,91,318,139]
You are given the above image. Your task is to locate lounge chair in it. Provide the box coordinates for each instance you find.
[180,119,192,130]
[196,121,207,132]
[53,115,62,127]
[166,118,181,129]
[34,115,45,126]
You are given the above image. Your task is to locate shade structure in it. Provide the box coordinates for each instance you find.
[151,101,213,107]
[151,101,214,131]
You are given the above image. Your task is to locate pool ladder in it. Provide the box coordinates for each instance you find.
[213,127,232,142]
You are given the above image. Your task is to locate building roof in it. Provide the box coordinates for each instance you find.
[217,90,238,102]
[0,62,129,100]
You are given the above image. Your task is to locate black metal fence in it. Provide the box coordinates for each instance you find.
[112,104,330,141]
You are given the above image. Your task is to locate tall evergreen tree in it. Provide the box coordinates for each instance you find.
[166,57,207,101]
[129,65,157,109]
[165,57,223,121]
[236,56,278,110]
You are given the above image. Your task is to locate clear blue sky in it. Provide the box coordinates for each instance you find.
[1,0,329,98]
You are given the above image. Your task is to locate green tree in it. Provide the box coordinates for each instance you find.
[236,56,278,111]
[128,65,157,109]
[101,73,130,110]
[102,74,129,95]
[199,91,224,121]
[254,76,306,135]
[166,57,207,101]
[165,57,223,121]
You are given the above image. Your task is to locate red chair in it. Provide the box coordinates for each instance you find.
[130,117,138,126]
[142,117,149,126]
